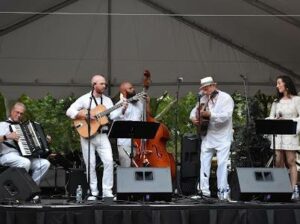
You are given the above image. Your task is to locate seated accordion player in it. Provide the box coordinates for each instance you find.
[9,121,50,158]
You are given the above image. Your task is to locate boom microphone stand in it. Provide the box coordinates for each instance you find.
[86,84,95,198]
[240,74,253,166]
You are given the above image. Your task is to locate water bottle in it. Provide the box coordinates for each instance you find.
[76,185,82,203]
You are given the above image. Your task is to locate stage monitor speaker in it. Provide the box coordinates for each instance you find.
[0,167,40,202]
[117,167,172,202]
[231,167,293,202]
[180,134,200,179]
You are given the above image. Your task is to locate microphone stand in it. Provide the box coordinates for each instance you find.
[196,92,203,197]
[174,78,182,195]
[241,75,253,166]
[86,86,94,198]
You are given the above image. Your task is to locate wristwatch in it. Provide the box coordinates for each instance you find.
[3,135,7,141]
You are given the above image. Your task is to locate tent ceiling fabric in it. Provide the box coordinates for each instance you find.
[0,0,299,101]
[0,0,73,30]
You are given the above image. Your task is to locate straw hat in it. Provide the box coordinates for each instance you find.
[200,76,216,89]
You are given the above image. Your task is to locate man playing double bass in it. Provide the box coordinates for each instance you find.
[110,81,150,167]
[190,76,234,201]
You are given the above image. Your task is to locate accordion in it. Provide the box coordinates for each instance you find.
[10,121,50,157]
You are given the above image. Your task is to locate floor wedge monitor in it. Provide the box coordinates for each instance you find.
[117,167,172,202]
[0,167,40,202]
[231,167,293,202]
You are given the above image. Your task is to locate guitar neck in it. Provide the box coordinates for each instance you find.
[97,103,123,118]
[96,93,142,118]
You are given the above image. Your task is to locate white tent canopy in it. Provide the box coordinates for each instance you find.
[0,0,300,100]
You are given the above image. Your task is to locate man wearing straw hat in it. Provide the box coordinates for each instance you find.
[190,76,234,201]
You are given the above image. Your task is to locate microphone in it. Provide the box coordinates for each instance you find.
[198,91,203,101]
[177,77,183,83]
[240,74,247,80]
[157,91,168,102]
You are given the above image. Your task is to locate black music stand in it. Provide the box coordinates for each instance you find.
[255,119,297,167]
[108,121,159,166]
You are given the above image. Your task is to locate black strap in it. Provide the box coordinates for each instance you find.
[5,120,19,125]
[92,96,103,106]
[4,120,18,149]
[2,142,17,149]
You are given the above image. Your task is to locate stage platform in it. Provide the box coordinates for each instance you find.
[1,197,300,224]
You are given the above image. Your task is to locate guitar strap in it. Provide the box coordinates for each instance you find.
[92,95,103,106]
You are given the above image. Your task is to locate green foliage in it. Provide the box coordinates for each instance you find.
[231,91,274,167]
[0,93,6,121]
[18,94,80,152]
[149,92,197,156]
[231,91,247,127]
[0,89,275,168]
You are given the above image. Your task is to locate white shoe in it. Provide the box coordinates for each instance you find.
[202,191,211,198]
[190,195,201,200]
[218,188,230,201]
[87,195,97,201]
[31,195,41,203]
[32,195,39,200]
[291,185,299,201]
[103,190,114,198]
[223,189,231,201]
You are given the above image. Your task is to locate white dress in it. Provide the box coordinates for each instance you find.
[269,96,300,150]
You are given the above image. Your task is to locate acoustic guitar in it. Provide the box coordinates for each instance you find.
[73,91,145,138]
[197,90,218,136]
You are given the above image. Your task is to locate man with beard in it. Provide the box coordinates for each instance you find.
[66,74,114,200]
[110,81,149,167]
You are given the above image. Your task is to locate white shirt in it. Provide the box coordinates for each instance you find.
[110,100,144,146]
[66,92,114,120]
[66,92,114,138]
[0,119,19,155]
[190,90,234,148]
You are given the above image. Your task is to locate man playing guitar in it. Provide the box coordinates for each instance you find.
[66,74,114,201]
[190,76,234,201]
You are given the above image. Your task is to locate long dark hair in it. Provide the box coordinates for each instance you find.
[275,75,297,101]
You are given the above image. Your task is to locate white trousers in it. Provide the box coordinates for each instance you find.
[200,142,231,195]
[0,151,50,185]
[81,133,113,196]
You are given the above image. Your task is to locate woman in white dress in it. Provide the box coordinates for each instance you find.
[269,75,300,200]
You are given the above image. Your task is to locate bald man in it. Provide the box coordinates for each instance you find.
[110,82,145,167]
[66,74,114,200]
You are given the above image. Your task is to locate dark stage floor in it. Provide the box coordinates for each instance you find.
[1,196,300,224]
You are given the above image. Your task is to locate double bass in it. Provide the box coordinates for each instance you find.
[134,70,176,178]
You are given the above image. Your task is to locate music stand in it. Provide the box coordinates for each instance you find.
[108,121,160,166]
[255,119,297,167]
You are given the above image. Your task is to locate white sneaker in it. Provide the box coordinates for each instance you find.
[291,185,299,201]
[218,188,230,201]
[202,191,211,198]
[32,195,39,200]
[190,195,201,200]
[103,190,114,198]
[87,195,97,201]
[223,189,231,201]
